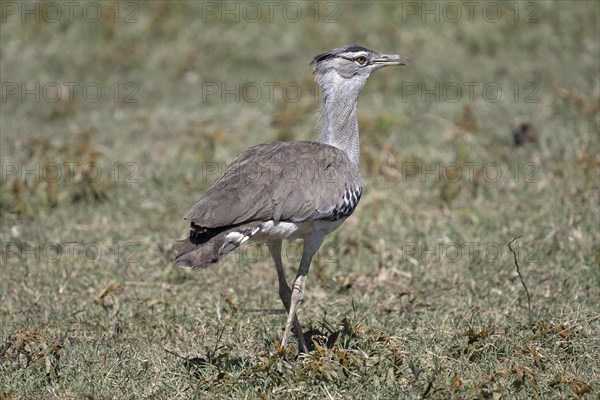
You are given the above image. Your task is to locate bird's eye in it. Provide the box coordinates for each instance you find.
[355,56,367,65]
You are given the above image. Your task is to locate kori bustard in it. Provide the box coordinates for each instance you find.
[176,45,408,352]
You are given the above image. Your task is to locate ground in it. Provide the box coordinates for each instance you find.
[1,1,599,399]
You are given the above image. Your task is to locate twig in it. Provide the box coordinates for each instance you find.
[508,236,533,325]
[164,347,185,359]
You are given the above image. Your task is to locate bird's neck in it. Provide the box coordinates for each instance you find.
[317,74,365,166]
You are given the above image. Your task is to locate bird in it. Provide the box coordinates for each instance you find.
[513,122,539,146]
[175,44,408,352]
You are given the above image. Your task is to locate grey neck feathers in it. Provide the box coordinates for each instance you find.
[316,71,369,166]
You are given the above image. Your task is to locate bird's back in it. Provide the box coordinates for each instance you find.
[185,141,363,228]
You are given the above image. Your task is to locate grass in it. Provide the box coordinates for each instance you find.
[1,1,599,399]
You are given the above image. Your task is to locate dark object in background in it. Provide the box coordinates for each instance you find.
[513,122,539,146]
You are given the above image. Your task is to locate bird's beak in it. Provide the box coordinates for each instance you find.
[373,53,409,66]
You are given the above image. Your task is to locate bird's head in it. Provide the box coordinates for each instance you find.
[311,44,408,88]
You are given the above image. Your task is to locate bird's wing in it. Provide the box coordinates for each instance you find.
[184,141,362,228]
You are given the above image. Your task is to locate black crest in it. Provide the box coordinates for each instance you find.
[310,44,371,65]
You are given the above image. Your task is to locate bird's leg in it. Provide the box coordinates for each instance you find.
[281,232,325,350]
[267,241,308,353]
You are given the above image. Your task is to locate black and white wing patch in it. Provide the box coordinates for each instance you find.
[176,222,262,269]
[313,186,363,221]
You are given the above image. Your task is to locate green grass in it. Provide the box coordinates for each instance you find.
[1,1,599,398]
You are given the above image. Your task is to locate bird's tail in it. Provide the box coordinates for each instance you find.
[175,222,262,269]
